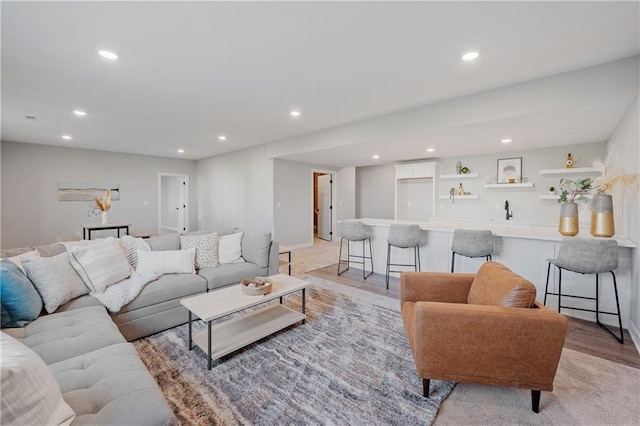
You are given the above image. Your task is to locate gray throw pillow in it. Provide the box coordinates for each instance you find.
[241,232,272,268]
[148,234,181,251]
[22,253,89,314]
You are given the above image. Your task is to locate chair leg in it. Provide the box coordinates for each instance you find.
[557,267,562,314]
[423,378,430,398]
[488,254,492,261]
[596,272,624,344]
[368,237,374,276]
[362,240,366,280]
[544,262,552,305]
[531,390,541,413]
[337,238,346,275]
[451,252,456,273]
[416,245,421,271]
[386,243,391,289]
[414,246,418,272]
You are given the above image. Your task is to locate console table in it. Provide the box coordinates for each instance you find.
[82,222,131,240]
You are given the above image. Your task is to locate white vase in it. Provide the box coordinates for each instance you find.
[101,211,108,225]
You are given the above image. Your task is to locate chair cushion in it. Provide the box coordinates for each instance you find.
[467,262,536,308]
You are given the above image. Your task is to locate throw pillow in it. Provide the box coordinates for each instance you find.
[2,250,39,275]
[180,233,218,269]
[147,233,181,251]
[70,237,131,293]
[119,235,151,269]
[1,332,76,426]
[0,259,43,328]
[241,232,272,268]
[136,248,196,275]
[22,253,89,314]
[218,232,245,264]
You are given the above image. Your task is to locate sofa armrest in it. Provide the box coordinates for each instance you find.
[267,240,280,276]
[411,302,567,390]
[400,271,474,306]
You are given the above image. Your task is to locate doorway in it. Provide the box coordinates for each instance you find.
[314,172,332,241]
[158,173,189,235]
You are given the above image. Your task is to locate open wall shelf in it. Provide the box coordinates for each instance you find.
[539,167,599,176]
[484,183,534,188]
[438,195,479,200]
[440,173,479,179]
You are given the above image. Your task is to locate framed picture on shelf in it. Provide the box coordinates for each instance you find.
[497,157,522,184]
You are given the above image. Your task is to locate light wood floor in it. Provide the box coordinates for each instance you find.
[308,264,640,369]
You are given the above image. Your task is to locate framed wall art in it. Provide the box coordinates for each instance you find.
[497,157,522,184]
[58,183,120,201]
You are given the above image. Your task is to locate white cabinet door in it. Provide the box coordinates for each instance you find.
[395,165,414,179]
[412,164,434,178]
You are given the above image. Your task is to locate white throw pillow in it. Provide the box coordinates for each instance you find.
[136,248,196,275]
[180,233,218,269]
[22,253,89,314]
[2,250,40,274]
[1,332,76,426]
[70,237,131,293]
[218,232,245,264]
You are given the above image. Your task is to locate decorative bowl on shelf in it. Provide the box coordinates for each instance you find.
[241,277,273,296]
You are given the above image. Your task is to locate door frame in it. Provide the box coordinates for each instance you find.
[310,169,337,244]
[158,173,190,236]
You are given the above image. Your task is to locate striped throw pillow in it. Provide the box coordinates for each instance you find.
[70,237,131,293]
[136,248,196,275]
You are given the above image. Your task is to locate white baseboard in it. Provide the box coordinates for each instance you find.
[629,320,640,354]
[286,242,313,250]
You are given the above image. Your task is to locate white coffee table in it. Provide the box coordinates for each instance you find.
[180,274,309,369]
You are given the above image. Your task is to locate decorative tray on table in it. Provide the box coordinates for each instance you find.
[241,277,273,296]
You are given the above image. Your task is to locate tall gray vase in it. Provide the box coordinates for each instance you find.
[558,202,579,236]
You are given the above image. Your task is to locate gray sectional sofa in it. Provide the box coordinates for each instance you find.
[1,231,279,425]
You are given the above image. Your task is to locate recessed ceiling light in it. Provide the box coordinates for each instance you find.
[73,110,87,116]
[62,135,72,140]
[462,51,479,61]
[372,154,380,159]
[218,135,227,141]
[290,110,301,117]
[426,148,435,152]
[98,50,118,60]
[177,149,184,154]
[501,138,512,144]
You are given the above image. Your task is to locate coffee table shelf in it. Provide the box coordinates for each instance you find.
[192,304,305,361]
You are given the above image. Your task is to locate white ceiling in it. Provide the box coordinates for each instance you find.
[2,1,639,165]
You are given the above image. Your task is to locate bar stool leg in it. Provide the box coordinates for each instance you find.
[362,240,366,280]
[557,267,562,314]
[414,246,418,272]
[416,245,421,271]
[386,243,391,288]
[451,252,456,273]
[596,272,624,344]
[544,262,552,306]
[368,238,374,276]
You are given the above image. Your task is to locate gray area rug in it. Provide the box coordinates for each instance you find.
[133,277,454,425]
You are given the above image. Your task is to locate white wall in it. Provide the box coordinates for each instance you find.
[436,142,607,224]
[605,96,639,348]
[1,141,197,248]
[273,159,339,247]
[336,166,356,238]
[195,145,273,234]
[356,164,396,219]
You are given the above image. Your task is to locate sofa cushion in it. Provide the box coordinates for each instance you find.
[1,243,65,259]
[22,253,90,314]
[199,262,267,291]
[15,306,126,365]
[1,332,76,426]
[241,232,272,268]
[147,233,180,251]
[467,262,537,308]
[56,295,103,313]
[136,248,196,275]
[48,342,175,426]
[115,273,207,313]
[180,232,218,268]
[3,249,39,274]
[0,259,43,328]
[70,237,131,293]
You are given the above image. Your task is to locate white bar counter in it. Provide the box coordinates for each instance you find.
[344,218,636,328]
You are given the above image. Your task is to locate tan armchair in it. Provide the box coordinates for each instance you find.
[400,262,567,413]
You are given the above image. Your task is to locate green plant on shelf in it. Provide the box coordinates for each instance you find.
[557,178,592,203]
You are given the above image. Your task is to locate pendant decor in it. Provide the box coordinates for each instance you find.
[591,194,614,237]
[558,202,579,236]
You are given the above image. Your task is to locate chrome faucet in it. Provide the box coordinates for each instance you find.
[505,200,513,220]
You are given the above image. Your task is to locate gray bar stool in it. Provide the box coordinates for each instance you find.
[450,229,494,272]
[386,224,421,289]
[337,220,373,279]
[544,238,623,343]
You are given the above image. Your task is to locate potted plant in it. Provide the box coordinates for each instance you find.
[556,178,592,236]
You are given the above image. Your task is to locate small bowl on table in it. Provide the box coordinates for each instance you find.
[241,277,273,296]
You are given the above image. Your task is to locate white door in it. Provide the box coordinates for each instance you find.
[317,174,332,241]
[159,174,189,235]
